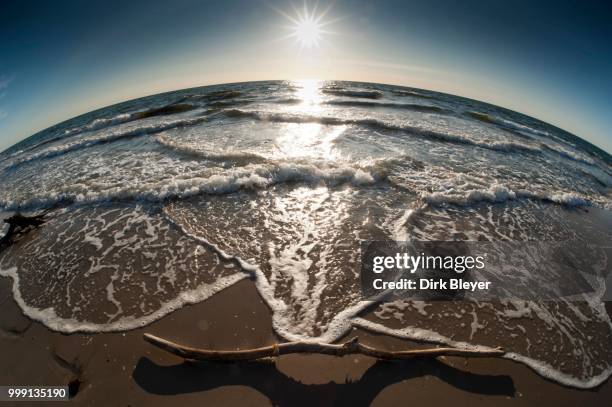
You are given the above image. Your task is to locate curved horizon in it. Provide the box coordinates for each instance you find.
[1,0,611,154]
[3,78,609,160]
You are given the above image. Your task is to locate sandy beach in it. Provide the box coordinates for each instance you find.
[1,276,611,406]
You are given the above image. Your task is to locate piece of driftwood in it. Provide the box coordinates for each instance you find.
[143,333,505,362]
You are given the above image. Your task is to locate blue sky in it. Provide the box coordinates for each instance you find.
[0,0,610,152]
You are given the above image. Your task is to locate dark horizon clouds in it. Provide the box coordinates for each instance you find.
[0,0,611,152]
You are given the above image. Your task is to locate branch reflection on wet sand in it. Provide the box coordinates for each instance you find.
[133,356,515,406]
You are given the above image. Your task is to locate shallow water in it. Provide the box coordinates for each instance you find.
[0,80,611,387]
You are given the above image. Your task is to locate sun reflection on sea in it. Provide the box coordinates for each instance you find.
[293,79,323,111]
[275,123,346,160]
[272,80,346,161]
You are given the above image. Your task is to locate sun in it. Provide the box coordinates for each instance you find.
[274,1,335,50]
[293,14,322,48]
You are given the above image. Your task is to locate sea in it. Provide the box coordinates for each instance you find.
[0,80,611,388]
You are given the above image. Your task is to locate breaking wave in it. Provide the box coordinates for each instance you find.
[0,161,378,210]
[466,112,598,166]
[4,115,211,170]
[155,134,267,162]
[424,183,593,208]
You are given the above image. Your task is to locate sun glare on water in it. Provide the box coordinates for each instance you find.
[272,79,345,161]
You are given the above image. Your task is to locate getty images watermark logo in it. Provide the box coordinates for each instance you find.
[372,251,486,274]
[361,241,612,301]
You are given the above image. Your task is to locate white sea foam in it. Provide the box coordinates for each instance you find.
[0,161,378,210]
[386,207,420,242]
[352,318,612,389]
[425,184,517,206]
[1,156,605,212]
[62,113,134,137]
[0,204,250,332]
[162,206,374,342]
[541,143,596,166]
[0,265,247,333]
[424,183,593,208]
[5,231,609,389]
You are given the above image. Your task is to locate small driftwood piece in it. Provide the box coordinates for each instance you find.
[143,333,505,362]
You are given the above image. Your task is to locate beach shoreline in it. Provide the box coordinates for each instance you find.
[1,277,611,406]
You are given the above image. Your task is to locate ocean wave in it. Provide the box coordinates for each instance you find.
[131,103,198,119]
[425,184,518,206]
[62,112,135,138]
[466,111,496,124]
[1,135,68,162]
[466,112,545,143]
[179,90,243,105]
[321,88,383,99]
[4,115,211,170]
[155,134,267,162]
[273,98,304,105]
[222,109,541,154]
[499,117,551,138]
[391,89,435,99]
[1,112,139,161]
[59,103,203,140]
[207,99,254,109]
[324,100,447,113]
[223,108,608,164]
[0,161,379,210]
[466,112,598,166]
[516,190,592,207]
[424,183,592,208]
[467,112,538,141]
[540,143,596,166]
[1,158,599,212]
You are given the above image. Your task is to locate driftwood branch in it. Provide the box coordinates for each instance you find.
[143,333,505,362]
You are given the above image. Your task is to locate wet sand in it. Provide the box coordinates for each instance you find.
[1,277,611,406]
